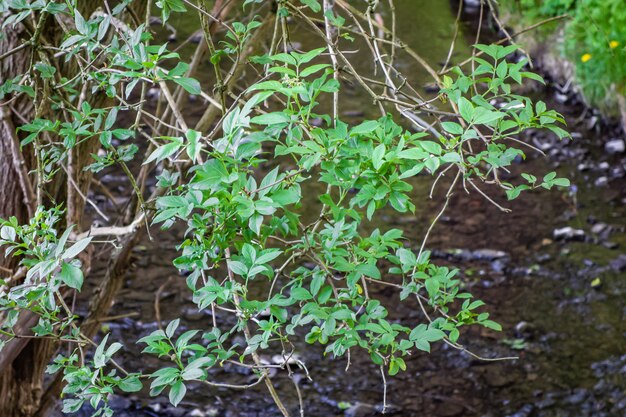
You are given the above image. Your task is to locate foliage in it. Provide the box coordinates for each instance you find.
[500,0,626,111]
[0,0,570,415]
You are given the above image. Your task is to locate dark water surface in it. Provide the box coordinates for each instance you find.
[67,1,625,416]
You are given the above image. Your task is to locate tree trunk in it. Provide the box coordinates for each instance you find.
[0,15,48,417]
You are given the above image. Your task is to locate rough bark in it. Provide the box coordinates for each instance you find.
[0,14,46,417]
[0,1,227,415]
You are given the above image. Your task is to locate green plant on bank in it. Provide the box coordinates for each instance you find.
[500,0,626,111]
[0,0,570,416]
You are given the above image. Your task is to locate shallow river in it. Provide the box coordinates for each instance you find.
[65,1,625,416]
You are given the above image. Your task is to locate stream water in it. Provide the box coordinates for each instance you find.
[64,1,625,416]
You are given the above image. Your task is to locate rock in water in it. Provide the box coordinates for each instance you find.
[553,227,585,241]
[605,139,625,154]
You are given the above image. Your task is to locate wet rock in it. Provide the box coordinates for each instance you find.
[491,259,507,274]
[597,161,610,171]
[553,227,585,241]
[344,402,377,417]
[514,321,532,337]
[602,241,619,249]
[604,139,625,154]
[565,388,589,405]
[147,87,160,100]
[609,254,626,272]
[188,407,220,417]
[271,353,301,365]
[536,395,556,409]
[506,404,534,417]
[594,176,609,187]
[583,259,595,267]
[591,222,609,235]
[554,92,569,104]
[611,396,626,414]
[536,253,552,263]
[472,249,509,261]
[609,165,625,178]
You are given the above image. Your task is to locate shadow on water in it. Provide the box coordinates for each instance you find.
[68,1,625,416]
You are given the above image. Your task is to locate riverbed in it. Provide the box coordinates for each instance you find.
[62,1,625,416]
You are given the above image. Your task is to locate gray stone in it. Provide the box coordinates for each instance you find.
[591,222,609,235]
[609,254,626,272]
[472,249,509,261]
[594,176,609,187]
[605,139,625,154]
[553,227,585,241]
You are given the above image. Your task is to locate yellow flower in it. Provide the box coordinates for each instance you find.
[610,40,619,49]
[581,53,592,63]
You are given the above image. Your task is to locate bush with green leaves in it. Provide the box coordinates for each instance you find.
[0,1,570,415]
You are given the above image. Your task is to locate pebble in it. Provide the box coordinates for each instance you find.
[604,138,625,154]
[553,227,585,241]
[591,223,609,235]
[464,0,481,8]
[565,388,589,405]
[609,254,626,272]
[601,241,619,249]
[594,176,609,187]
[344,402,377,417]
[471,249,509,261]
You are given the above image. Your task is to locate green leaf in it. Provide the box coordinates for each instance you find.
[350,120,378,136]
[318,285,333,303]
[74,10,88,35]
[166,319,180,338]
[420,141,442,155]
[59,262,83,290]
[169,381,186,407]
[457,97,474,122]
[144,138,183,165]
[62,237,93,259]
[372,144,385,170]
[172,77,201,95]
[300,63,330,77]
[521,71,545,84]
[291,287,312,301]
[119,376,143,392]
[441,121,464,135]
[552,178,570,187]
[300,0,321,13]
[482,320,502,331]
[251,112,290,125]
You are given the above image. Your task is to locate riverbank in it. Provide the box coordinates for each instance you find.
[493,0,626,130]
